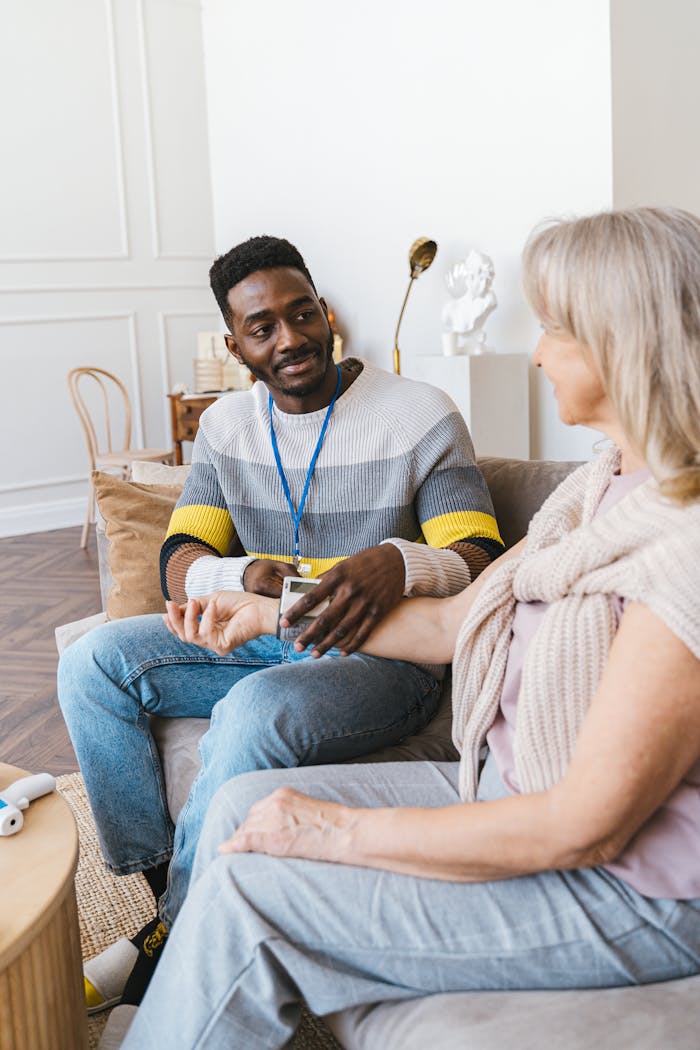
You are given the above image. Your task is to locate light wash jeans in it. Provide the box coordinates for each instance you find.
[122,756,700,1050]
[57,614,440,925]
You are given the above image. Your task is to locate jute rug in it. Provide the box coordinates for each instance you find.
[57,772,341,1050]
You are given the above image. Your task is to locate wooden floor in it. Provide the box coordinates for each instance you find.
[1,527,102,775]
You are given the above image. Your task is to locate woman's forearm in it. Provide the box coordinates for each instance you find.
[223,779,573,879]
[336,792,569,881]
[225,598,700,884]
[338,601,700,881]
[354,540,525,665]
[355,593,462,664]
[187,540,523,663]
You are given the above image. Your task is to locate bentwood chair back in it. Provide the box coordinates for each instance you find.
[68,367,175,549]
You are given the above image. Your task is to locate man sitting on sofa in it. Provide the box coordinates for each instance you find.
[58,235,503,1010]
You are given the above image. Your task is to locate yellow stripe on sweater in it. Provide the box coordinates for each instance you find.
[247,552,348,578]
[166,505,235,555]
[421,510,502,548]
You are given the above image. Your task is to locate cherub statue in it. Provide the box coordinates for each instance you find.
[442,249,497,353]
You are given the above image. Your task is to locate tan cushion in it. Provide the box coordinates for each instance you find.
[91,471,184,620]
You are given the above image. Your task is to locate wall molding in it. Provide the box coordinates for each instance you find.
[127,311,145,447]
[137,0,212,262]
[0,473,85,496]
[0,497,85,539]
[157,309,220,437]
[0,311,138,325]
[0,310,144,486]
[0,284,209,294]
[0,0,129,263]
[105,0,130,259]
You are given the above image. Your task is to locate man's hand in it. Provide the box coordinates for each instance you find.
[164,592,278,655]
[243,559,297,597]
[281,544,406,657]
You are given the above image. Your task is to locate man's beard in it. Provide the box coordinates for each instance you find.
[241,331,335,399]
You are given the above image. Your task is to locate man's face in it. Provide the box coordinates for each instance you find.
[225,267,334,403]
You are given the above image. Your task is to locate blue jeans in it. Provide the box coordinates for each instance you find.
[57,614,440,925]
[122,757,700,1050]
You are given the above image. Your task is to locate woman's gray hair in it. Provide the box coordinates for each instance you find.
[523,206,700,504]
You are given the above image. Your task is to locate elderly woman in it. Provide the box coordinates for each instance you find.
[121,208,700,1049]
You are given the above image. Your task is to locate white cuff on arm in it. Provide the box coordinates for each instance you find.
[382,538,471,598]
[184,555,256,597]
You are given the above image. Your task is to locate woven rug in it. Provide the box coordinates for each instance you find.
[57,772,342,1050]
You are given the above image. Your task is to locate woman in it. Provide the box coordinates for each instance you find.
[121,208,700,1049]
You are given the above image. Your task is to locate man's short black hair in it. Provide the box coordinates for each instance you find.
[209,235,317,329]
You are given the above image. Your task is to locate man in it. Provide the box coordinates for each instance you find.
[58,236,503,1010]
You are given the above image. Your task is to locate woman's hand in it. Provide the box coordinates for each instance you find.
[164,591,278,655]
[218,787,356,864]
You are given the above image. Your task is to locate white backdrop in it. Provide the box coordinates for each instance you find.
[1,0,614,535]
[202,0,613,462]
[0,0,217,536]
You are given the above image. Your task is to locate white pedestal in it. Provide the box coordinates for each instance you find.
[404,352,530,460]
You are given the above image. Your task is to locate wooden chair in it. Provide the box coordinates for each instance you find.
[68,367,176,549]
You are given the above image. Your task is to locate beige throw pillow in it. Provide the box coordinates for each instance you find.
[91,471,183,621]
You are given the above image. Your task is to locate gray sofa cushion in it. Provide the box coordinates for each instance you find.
[55,611,107,654]
[478,456,581,549]
[152,716,209,819]
[326,975,700,1050]
[152,678,459,821]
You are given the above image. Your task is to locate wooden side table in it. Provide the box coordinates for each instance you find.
[167,392,218,464]
[0,763,87,1050]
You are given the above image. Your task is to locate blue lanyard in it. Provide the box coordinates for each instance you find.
[269,364,342,570]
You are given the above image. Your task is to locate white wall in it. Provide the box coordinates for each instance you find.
[0,0,218,536]
[611,0,700,213]
[0,1,615,538]
[202,0,613,462]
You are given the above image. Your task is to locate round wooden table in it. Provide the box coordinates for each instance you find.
[0,762,88,1050]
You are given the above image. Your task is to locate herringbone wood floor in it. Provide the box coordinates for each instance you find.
[1,526,101,774]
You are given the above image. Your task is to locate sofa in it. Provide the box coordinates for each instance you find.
[55,456,700,1050]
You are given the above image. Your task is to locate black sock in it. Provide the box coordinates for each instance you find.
[129,915,162,952]
[122,917,169,1006]
[141,862,169,905]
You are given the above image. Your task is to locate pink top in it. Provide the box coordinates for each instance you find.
[486,468,700,899]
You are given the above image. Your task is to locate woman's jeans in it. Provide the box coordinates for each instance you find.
[57,613,441,925]
[122,756,700,1050]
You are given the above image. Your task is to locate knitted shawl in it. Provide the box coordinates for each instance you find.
[452,447,700,802]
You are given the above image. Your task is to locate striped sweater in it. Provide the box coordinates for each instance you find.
[161,359,503,601]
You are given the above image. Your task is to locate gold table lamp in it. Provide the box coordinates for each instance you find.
[392,237,438,374]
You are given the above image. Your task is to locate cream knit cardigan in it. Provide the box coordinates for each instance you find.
[452,448,700,802]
